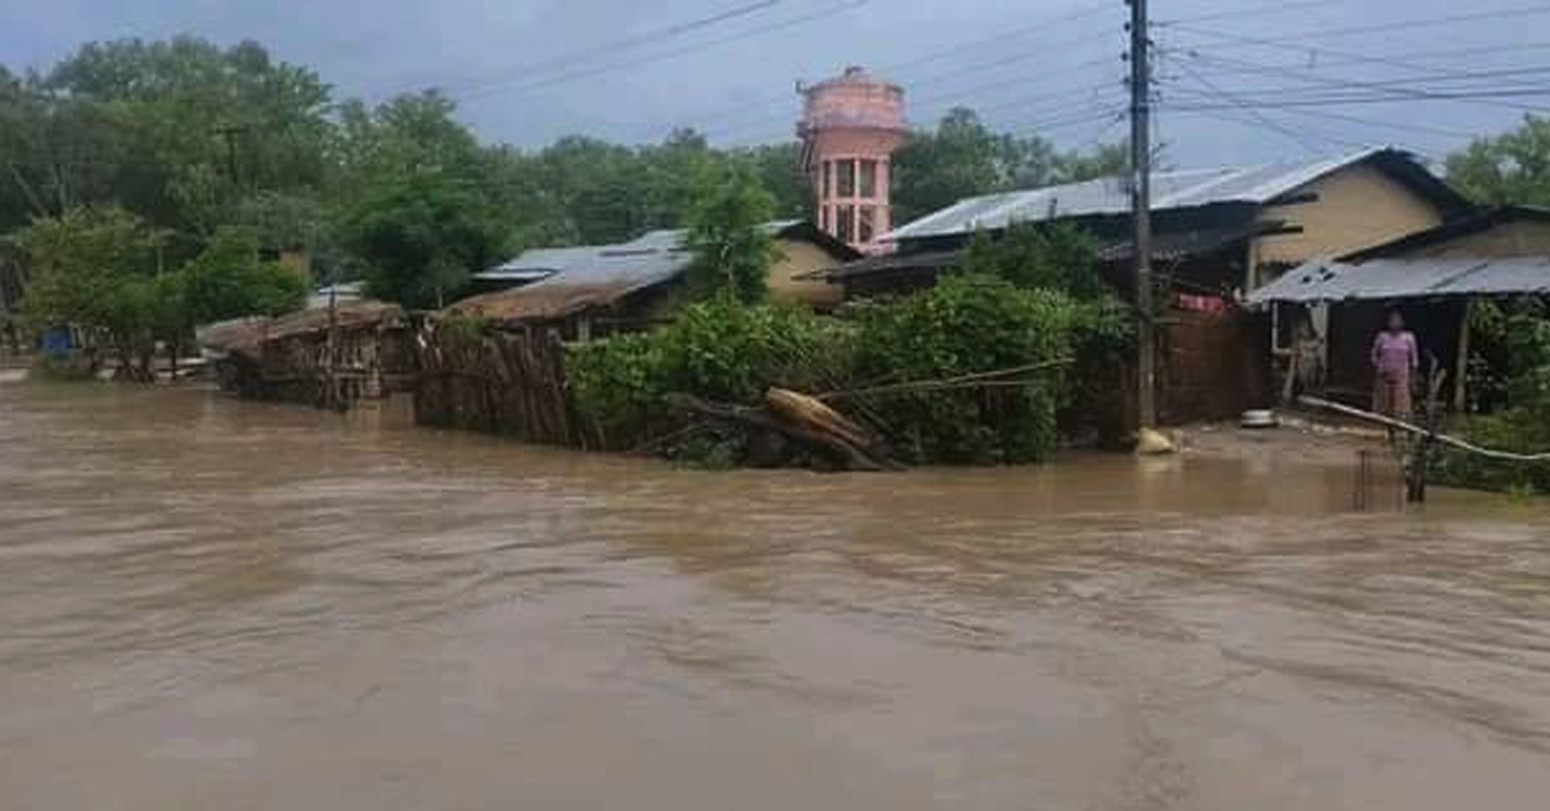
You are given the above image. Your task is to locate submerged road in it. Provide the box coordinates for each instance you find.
[2,382,1549,809]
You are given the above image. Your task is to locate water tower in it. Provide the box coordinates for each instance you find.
[798,66,907,253]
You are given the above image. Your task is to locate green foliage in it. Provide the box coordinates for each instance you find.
[176,227,308,326]
[568,331,670,434]
[341,170,508,310]
[438,313,492,351]
[962,221,1106,299]
[568,299,849,438]
[684,161,780,304]
[892,107,1128,223]
[1464,298,1550,412]
[851,275,1082,463]
[1445,115,1550,206]
[1433,410,1550,495]
[1435,296,1550,494]
[570,275,1123,465]
[18,37,330,234]
[17,208,303,377]
[16,207,159,333]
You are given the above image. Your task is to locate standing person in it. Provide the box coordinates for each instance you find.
[1371,307,1419,419]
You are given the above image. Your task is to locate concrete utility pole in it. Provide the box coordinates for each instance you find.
[1128,0,1157,428]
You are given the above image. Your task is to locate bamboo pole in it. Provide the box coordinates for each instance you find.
[818,358,1073,402]
[1298,395,1550,462]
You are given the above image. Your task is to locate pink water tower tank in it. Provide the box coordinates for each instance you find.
[798,66,907,253]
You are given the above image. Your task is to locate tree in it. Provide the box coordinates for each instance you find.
[892,107,1129,224]
[892,108,1006,223]
[342,170,509,310]
[742,141,814,220]
[176,226,307,326]
[16,207,159,337]
[684,161,778,304]
[0,37,332,241]
[962,221,1106,300]
[1447,115,1550,206]
[16,208,304,378]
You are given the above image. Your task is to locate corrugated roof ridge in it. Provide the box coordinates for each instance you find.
[1233,147,1385,203]
[1152,165,1261,207]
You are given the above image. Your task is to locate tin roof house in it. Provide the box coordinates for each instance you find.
[449,220,859,338]
[827,147,1471,301]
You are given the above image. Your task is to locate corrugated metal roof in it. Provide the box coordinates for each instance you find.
[885,148,1404,241]
[475,246,598,282]
[1248,256,1550,305]
[458,220,851,321]
[474,220,827,284]
[450,246,692,322]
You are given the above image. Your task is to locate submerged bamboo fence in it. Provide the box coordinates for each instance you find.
[203,302,414,410]
[413,323,601,449]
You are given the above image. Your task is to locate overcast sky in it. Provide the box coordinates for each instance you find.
[4,0,1546,169]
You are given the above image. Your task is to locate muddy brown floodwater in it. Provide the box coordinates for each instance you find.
[3,382,1550,810]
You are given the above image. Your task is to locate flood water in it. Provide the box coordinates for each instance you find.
[3,381,1550,810]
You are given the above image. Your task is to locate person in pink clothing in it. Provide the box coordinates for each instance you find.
[1371,308,1419,418]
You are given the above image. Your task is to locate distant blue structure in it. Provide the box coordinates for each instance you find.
[40,325,75,354]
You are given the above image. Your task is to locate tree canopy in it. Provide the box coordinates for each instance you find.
[684,161,779,304]
[892,108,1127,224]
[1446,115,1550,207]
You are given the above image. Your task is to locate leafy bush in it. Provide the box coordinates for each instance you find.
[850,274,1082,464]
[568,330,669,435]
[569,273,1121,465]
[962,221,1107,300]
[1436,297,1550,494]
[567,297,847,440]
[1433,409,1550,495]
[683,161,780,304]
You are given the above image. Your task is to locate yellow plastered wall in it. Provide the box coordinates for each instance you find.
[1252,163,1447,281]
[768,238,846,309]
[1406,220,1550,259]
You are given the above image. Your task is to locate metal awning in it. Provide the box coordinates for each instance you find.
[1247,256,1550,305]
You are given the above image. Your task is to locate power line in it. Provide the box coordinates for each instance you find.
[374,0,785,98]
[674,34,1120,141]
[1171,106,1373,154]
[1159,85,1482,140]
[1166,50,1550,113]
[1171,39,1550,80]
[702,70,1125,143]
[1162,87,1550,109]
[1159,0,1349,26]
[1163,3,1550,43]
[1169,59,1329,156]
[453,1,872,103]
[1176,53,1550,92]
[623,2,1112,139]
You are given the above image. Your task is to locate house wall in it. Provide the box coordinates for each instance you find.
[1251,163,1448,285]
[768,238,846,309]
[1401,220,1550,259]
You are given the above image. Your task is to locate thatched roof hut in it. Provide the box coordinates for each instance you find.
[198,300,406,358]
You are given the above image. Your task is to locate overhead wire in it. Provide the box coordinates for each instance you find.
[1163,49,1550,113]
[1160,3,1550,43]
[439,1,874,103]
[1159,85,1481,141]
[371,0,788,98]
[1167,57,1332,156]
[683,21,1121,142]
[621,2,1113,139]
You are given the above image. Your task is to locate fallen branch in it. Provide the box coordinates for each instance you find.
[666,393,900,471]
[1298,395,1550,463]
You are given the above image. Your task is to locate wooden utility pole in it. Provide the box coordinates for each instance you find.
[325,270,339,411]
[1128,0,1157,427]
